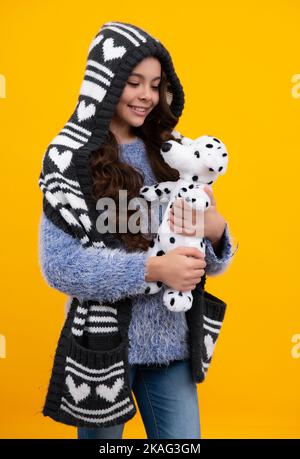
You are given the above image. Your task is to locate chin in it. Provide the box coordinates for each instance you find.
[127,117,145,126]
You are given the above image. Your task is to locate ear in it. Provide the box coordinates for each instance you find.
[181,136,193,146]
[171,130,194,146]
[171,129,183,140]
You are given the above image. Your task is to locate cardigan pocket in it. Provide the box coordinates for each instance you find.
[42,297,137,428]
[200,290,227,381]
[187,288,227,383]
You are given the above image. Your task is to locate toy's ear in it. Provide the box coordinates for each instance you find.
[171,129,183,140]
[171,130,193,146]
[181,136,193,146]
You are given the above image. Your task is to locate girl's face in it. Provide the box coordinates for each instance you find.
[112,57,161,130]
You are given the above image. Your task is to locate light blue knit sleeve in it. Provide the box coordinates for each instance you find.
[204,223,235,276]
[38,213,149,303]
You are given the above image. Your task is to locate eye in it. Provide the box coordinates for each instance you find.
[127,82,160,90]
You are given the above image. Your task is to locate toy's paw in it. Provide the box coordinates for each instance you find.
[143,281,163,295]
[140,185,165,202]
[163,289,193,312]
[139,185,158,202]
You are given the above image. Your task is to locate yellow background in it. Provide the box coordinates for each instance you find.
[0,0,299,439]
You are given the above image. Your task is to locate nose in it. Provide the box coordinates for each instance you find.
[208,166,223,172]
[161,142,172,153]
[139,85,152,101]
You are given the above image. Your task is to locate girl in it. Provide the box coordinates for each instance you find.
[39,21,233,440]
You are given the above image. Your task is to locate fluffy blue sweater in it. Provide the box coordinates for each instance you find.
[39,137,233,365]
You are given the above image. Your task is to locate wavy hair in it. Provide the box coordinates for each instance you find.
[89,68,181,251]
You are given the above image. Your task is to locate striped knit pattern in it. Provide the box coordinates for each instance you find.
[39,20,185,428]
[38,20,184,249]
[43,298,137,428]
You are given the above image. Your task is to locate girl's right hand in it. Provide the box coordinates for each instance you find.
[145,246,206,291]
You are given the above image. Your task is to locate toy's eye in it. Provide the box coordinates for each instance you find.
[194,151,200,158]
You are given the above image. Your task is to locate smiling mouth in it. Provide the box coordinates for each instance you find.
[128,105,150,115]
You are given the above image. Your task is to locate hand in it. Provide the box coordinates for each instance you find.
[145,246,206,291]
[168,185,226,244]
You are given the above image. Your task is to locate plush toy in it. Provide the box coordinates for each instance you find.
[139,131,229,313]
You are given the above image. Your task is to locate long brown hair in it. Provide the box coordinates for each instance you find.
[89,67,181,251]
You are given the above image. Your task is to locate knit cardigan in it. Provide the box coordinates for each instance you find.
[38,20,233,429]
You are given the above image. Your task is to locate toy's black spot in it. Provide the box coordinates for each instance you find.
[170,298,175,306]
[206,202,209,207]
[104,217,108,225]
[213,138,220,143]
[207,181,213,185]
[142,187,149,192]
[192,175,198,181]
[178,291,183,296]
[145,287,150,294]
[209,168,214,172]
[192,198,196,202]
[150,240,155,248]
[188,296,192,302]
[157,235,160,242]
[168,291,173,295]
[170,203,173,208]
[157,281,163,287]
[194,151,200,158]
[170,237,175,243]
[189,184,194,189]
[181,187,187,192]
[206,144,213,148]
[217,146,221,149]
[200,241,203,247]
[222,153,228,157]
[164,188,171,193]
[154,184,159,188]
[156,250,165,256]
[218,166,223,172]
[155,189,162,196]
[178,193,182,197]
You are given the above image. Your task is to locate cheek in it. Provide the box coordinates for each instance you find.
[122,85,136,103]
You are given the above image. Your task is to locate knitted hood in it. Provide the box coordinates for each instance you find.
[38,21,185,248]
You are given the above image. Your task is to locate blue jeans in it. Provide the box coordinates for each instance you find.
[77,359,201,439]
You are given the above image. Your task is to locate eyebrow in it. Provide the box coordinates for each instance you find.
[130,73,161,81]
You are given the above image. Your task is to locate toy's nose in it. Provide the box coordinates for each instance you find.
[208,166,223,172]
[161,142,172,153]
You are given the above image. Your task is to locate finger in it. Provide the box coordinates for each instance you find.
[187,268,205,279]
[188,277,203,284]
[193,268,206,276]
[175,221,197,236]
[204,185,216,206]
[176,246,205,258]
[181,227,197,236]
[181,284,197,291]
[171,212,195,229]
[173,198,193,214]
[169,219,184,234]
[189,258,206,270]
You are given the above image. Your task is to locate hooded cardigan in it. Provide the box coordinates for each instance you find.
[38,21,232,429]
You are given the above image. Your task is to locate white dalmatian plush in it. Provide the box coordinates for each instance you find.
[139,131,229,313]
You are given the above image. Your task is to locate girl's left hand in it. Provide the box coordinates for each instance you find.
[168,185,226,244]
